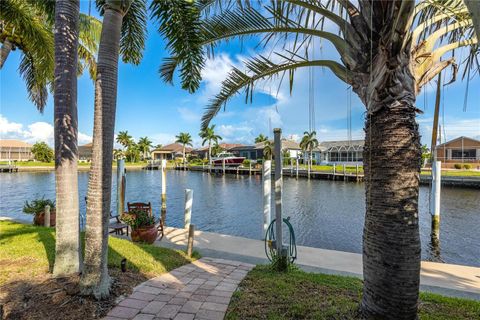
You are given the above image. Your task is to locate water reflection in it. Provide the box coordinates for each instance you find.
[0,170,479,267]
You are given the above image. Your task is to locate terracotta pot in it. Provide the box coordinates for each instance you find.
[33,210,56,227]
[131,225,158,244]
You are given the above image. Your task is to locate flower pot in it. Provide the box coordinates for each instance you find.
[33,210,56,227]
[131,225,158,244]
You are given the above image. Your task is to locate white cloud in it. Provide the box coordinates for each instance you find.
[177,107,201,123]
[0,114,92,146]
[151,133,177,146]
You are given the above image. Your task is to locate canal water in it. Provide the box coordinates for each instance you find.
[1,170,479,267]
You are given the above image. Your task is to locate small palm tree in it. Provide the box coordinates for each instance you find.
[199,125,222,166]
[255,134,268,144]
[300,131,319,179]
[138,136,153,160]
[116,131,133,150]
[211,142,224,157]
[175,132,193,166]
[262,141,273,160]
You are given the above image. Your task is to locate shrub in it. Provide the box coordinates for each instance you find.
[311,160,316,165]
[463,164,472,170]
[23,197,55,215]
[121,209,155,230]
[242,159,251,167]
[256,159,263,165]
[454,163,462,169]
[31,142,54,162]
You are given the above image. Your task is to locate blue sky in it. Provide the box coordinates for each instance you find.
[1,4,479,149]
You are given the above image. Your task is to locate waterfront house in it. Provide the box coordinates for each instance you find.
[151,143,193,160]
[318,139,364,164]
[78,142,93,161]
[230,139,304,161]
[192,143,244,159]
[0,140,33,161]
[434,136,480,167]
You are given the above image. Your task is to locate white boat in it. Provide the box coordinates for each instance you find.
[212,152,245,167]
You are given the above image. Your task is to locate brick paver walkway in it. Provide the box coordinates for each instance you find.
[104,257,254,320]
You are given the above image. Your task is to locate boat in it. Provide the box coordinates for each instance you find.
[212,152,245,167]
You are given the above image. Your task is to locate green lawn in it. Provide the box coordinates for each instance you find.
[226,266,480,320]
[0,221,197,285]
[0,161,148,167]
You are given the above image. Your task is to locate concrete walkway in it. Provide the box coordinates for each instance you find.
[105,257,254,320]
[154,227,480,300]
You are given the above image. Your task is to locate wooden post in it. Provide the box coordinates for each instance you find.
[273,128,287,270]
[263,160,272,238]
[430,161,441,240]
[333,163,336,180]
[356,164,359,182]
[161,159,167,225]
[290,158,293,175]
[117,159,126,216]
[249,162,252,175]
[222,158,226,175]
[187,224,195,258]
[296,156,299,179]
[343,164,346,181]
[184,189,193,228]
[44,205,50,227]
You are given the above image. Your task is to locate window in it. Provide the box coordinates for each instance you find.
[451,149,476,159]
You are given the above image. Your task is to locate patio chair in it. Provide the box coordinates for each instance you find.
[85,197,129,236]
[127,202,164,240]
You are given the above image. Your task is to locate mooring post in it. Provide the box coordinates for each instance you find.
[187,224,195,258]
[161,159,167,225]
[249,162,252,175]
[117,159,126,216]
[333,163,336,180]
[44,205,50,227]
[343,164,346,181]
[356,164,359,182]
[296,156,299,179]
[263,160,272,238]
[222,158,226,175]
[290,158,293,175]
[274,128,287,270]
[430,160,441,240]
[184,189,193,228]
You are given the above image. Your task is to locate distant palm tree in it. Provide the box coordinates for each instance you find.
[255,134,268,144]
[138,136,153,160]
[175,132,193,166]
[211,142,224,157]
[199,125,222,165]
[263,141,273,160]
[300,131,319,179]
[116,131,133,150]
[154,144,163,150]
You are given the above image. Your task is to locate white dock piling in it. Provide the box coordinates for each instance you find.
[263,160,272,238]
[44,205,50,227]
[184,189,193,228]
[430,161,441,239]
[117,159,126,216]
[161,159,167,224]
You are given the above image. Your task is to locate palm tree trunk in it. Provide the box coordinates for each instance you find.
[361,61,421,319]
[80,7,123,299]
[465,0,480,38]
[52,0,81,276]
[0,39,13,69]
[183,145,186,170]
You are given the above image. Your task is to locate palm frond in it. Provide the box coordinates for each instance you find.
[120,0,147,65]
[201,55,349,130]
[19,53,48,112]
[151,0,204,93]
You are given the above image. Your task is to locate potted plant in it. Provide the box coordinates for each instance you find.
[23,197,56,226]
[121,209,158,244]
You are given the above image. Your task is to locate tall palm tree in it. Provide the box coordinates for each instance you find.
[138,136,153,160]
[0,0,100,111]
[300,131,319,179]
[52,0,81,276]
[255,134,268,144]
[199,124,222,165]
[175,132,193,166]
[80,0,148,299]
[116,130,133,149]
[162,1,478,318]
[262,140,273,160]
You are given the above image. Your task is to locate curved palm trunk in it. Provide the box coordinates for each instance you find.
[361,53,421,319]
[80,7,123,299]
[0,39,13,69]
[53,0,81,276]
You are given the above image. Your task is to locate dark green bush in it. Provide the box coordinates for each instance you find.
[454,163,462,169]
[23,197,55,215]
[463,164,472,170]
